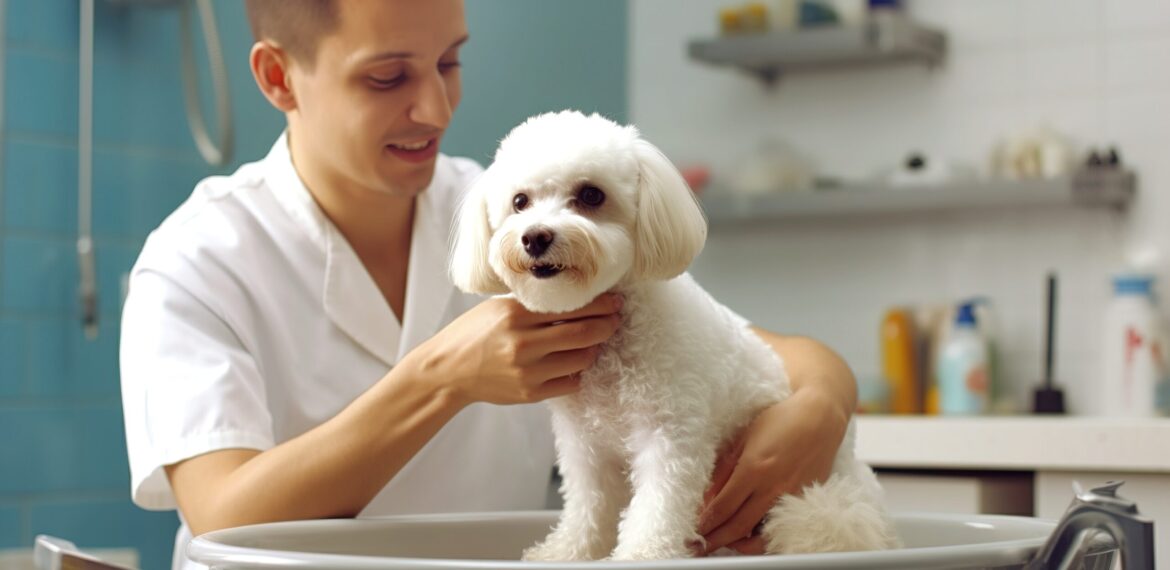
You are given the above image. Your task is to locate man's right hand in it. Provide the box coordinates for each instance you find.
[406,293,623,407]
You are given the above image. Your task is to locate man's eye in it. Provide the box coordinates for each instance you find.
[368,75,405,89]
[439,60,462,72]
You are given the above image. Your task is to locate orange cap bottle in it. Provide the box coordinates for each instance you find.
[882,307,922,414]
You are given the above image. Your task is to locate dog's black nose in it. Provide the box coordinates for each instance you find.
[521,227,555,258]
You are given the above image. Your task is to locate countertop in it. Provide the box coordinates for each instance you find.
[854,415,1170,473]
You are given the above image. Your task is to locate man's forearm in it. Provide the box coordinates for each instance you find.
[751,326,858,419]
[173,358,465,535]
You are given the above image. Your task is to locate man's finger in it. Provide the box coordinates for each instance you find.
[728,534,766,555]
[525,293,622,325]
[697,468,752,535]
[527,314,620,354]
[702,492,776,554]
[532,347,599,382]
[704,453,735,505]
[703,438,743,505]
[531,374,582,401]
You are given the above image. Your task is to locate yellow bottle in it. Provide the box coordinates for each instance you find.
[882,308,922,414]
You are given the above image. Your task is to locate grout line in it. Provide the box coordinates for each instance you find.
[1,489,130,507]
[0,311,76,321]
[5,44,75,62]
[0,397,123,410]
[20,501,29,547]
[22,315,33,398]
[0,230,145,248]
[6,130,213,163]
[0,0,8,324]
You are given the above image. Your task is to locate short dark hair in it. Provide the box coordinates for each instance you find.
[244,0,340,68]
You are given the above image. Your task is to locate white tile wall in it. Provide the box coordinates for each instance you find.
[629,0,1170,415]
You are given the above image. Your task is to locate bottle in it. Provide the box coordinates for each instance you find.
[1101,274,1166,417]
[882,307,921,414]
[974,300,1010,413]
[915,303,950,415]
[938,300,990,415]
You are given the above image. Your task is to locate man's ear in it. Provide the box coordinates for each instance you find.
[250,41,296,113]
[450,172,509,294]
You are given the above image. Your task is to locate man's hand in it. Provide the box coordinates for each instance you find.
[407,294,623,407]
[696,388,850,555]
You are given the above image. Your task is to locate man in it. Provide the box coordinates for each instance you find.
[120,1,858,568]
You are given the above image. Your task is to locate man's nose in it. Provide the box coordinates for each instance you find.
[409,71,454,130]
[522,227,555,258]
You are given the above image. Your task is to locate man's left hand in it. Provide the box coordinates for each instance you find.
[696,388,850,555]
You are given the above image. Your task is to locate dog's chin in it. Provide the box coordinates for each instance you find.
[507,271,603,314]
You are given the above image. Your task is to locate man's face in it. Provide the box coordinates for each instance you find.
[288,0,467,197]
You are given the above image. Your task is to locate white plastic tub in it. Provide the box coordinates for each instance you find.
[187,511,1118,569]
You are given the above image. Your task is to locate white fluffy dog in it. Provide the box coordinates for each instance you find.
[450,110,899,561]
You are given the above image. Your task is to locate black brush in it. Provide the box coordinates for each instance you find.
[1033,272,1067,414]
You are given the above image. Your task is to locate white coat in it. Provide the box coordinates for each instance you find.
[120,134,555,570]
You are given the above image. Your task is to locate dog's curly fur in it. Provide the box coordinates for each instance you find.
[450,110,900,560]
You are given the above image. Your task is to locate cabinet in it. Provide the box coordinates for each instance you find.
[856,415,1170,568]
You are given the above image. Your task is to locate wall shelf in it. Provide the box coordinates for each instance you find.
[687,14,947,84]
[701,170,1136,225]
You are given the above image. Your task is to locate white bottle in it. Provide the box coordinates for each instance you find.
[938,301,990,415]
[1101,274,1166,417]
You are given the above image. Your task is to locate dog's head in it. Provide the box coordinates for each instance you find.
[450,110,707,313]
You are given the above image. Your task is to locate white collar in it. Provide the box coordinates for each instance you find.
[262,132,457,367]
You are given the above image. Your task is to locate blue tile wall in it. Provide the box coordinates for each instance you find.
[445,0,629,163]
[1,1,627,568]
[1,236,77,315]
[0,506,21,548]
[2,140,78,234]
[30,498,178,569]
[0,404,129,495]
[0,0,274,564]
[0,318,28,397]
[96,242,139,316]
[5,0,79,53]
[26,318,120,399]
[4,50,78,138]
[92,149,209,239]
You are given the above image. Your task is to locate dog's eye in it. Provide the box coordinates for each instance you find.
[578,186,605,207]
[512,193,529,212]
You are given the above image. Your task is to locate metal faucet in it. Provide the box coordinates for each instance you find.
[1026,480,1156,570]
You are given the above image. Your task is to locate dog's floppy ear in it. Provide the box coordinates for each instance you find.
[631,138,708,281]
[450,172,509,295]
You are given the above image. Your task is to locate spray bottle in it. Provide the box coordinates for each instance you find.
[1101,274,1168,417]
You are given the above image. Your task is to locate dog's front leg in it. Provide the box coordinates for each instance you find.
[522,407,630,561]
[610,424,715,560]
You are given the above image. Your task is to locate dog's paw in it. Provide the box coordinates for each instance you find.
[609,540,694,561]
[522,539,605,562]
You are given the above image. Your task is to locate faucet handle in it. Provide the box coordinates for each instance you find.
[1088,480,1123,497]
[1074,480,1139,514]
[1029,480,1155,570]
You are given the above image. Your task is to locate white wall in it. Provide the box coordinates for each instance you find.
[629,0,1170,414]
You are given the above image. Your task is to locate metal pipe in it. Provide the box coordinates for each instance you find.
[180,0,233,166]
[79,0,98,341]
[74,0,234,338]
